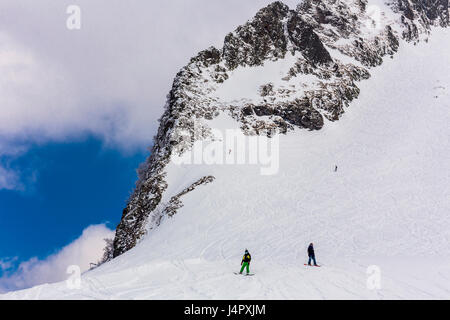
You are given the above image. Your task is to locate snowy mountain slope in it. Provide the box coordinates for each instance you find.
[3,26,450,300]
[2,0,450,299]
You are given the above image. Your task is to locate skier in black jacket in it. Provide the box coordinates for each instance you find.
[239,249,251,274]
[307,243,318,266]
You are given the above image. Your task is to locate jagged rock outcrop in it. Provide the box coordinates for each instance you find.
[146,176,215,232]
[390,0,449,40]
[223,2,290,69]
[113,0,449,257]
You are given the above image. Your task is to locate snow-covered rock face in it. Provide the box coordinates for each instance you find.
[112,0,449,258]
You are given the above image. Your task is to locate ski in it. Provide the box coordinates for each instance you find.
[234,272,255,276]
[304,264,321,267]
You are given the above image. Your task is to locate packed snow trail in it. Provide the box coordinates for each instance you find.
[2,28,450,300]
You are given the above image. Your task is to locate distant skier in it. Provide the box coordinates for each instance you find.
[334,165,338,172]
[240,249,252,275]
[307,243,318,266]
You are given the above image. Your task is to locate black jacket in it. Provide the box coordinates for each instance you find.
[242,253,251,264]
[308,245,315,257]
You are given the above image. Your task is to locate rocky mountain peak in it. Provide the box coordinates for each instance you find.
[112,0,449,258]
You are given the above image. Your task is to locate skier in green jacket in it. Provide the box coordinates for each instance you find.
[239,249,251,274]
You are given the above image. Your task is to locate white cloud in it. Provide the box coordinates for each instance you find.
[0,0,299,145]
[0,166,20,190]
[0,224,114,293]
[0,257,18,273]
[0,142,28,190]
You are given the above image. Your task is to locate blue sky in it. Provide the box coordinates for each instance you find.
[0,137,147,276]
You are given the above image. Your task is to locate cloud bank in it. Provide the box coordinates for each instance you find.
[0,224,114,293]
